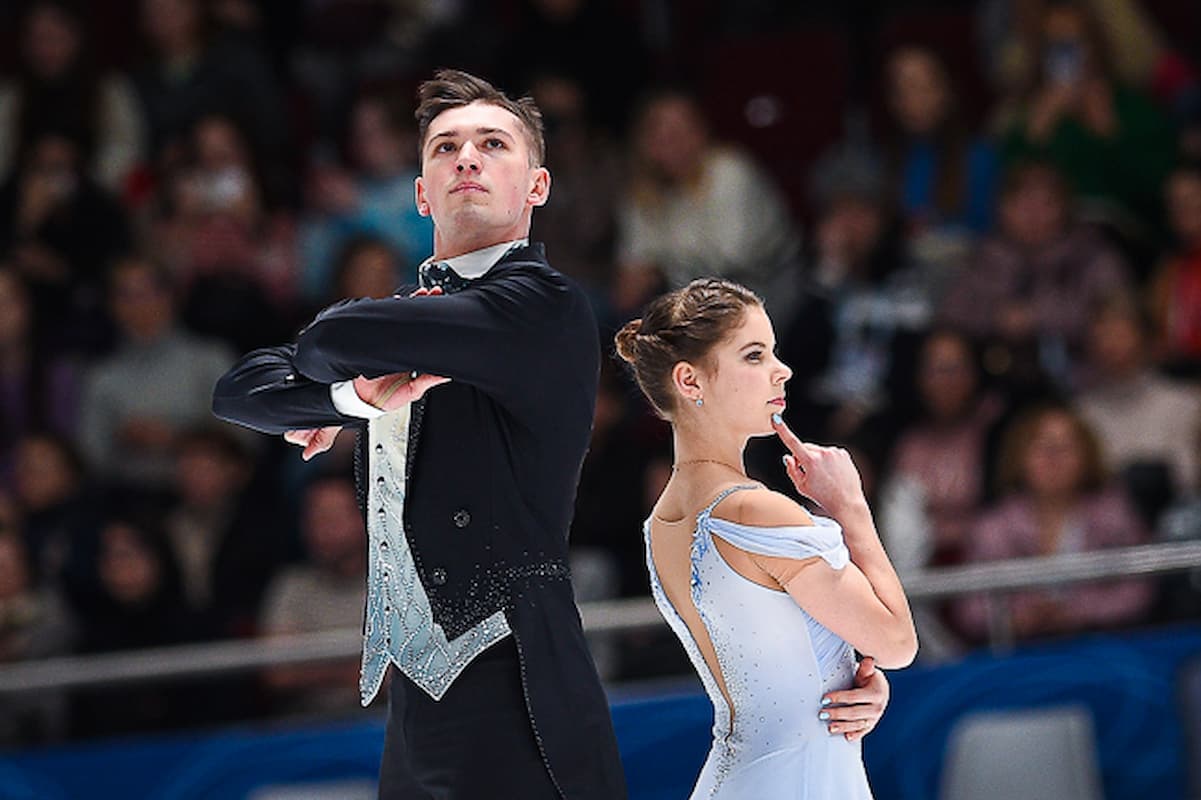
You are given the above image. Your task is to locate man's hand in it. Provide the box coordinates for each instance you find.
[818,657,890,741]
[283,426,342,461]
[352,372,450,412]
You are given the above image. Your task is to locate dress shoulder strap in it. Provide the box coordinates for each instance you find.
[699,483,761,519]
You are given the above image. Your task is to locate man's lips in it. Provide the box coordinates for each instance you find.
[450,182,487,193]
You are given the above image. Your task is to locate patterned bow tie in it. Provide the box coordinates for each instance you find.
[419,261,471,294]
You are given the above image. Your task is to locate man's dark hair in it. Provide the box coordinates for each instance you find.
[414,69,545,168]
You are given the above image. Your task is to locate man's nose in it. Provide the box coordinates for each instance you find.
[455,142,481,172]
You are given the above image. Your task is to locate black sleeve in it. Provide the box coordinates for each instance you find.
[292,268,571,409]
[211,344,359,435]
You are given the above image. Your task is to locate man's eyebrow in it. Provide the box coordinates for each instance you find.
[428,127,516,143]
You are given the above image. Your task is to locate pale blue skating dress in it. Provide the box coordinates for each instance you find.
[644,484,875,799]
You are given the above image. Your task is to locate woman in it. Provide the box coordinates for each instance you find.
[952,403,1154,642]
[615,278,916,799]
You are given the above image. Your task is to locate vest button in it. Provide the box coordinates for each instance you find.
[430,567,448,586]
[452,509,471,528]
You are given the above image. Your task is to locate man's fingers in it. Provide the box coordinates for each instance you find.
[301,426,341,460]
[284,429,314,446]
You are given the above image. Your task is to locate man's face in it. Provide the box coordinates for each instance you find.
[414,101,549,251]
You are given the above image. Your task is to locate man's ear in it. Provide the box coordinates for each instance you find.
[528,166,550,208]
[415,175,431,217]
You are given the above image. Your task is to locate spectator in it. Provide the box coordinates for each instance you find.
[526,71,621,308]
[0,513,74,745]
[614,86,801,321]
[880,329,1006,572]
[0,0,147,194]
[0,130,133,355]
[132,0,293,207]
[163,425,282,640]
[1077,293,1201,524]
[150,112,298,350]
[69,513,199,737]
[1149,162,1201,375]
[298,91,431,305]
[940,160,1132,394]
[784,148,927,453]
[0,268,82,474]
[330,235,401,302]
[953,403,1154,643]
[997,1,1176,251]
[77,257,235,498]
[883,45,999,240]
[1157,419,1201,622]
[10,432,92,589]
[258,476,365,719]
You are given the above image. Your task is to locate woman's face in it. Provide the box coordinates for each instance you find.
[887,49,949,136]
[686,304,792,438]
[1022,411,1087,498]
[918,333,976,421]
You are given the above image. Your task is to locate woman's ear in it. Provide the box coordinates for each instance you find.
[671,361,703,407]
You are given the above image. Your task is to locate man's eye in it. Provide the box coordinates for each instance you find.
[436,142,455,153]
[485,138,505,149]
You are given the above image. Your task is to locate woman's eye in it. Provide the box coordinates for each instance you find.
[746,351,763,362]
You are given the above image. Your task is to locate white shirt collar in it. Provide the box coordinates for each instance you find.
[421,239,528,281]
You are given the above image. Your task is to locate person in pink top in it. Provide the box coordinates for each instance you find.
[953,403,1155,643]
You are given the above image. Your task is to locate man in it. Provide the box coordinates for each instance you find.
[213,69,624,799]
[213,70,890,798]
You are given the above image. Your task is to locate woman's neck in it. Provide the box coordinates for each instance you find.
[671,424,749,478]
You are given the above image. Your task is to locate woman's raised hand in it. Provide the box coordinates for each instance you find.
[771,414,867,520]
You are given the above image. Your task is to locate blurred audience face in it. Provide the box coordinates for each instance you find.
[99,522,162,605]
[0,534,31,602]
[1087,303,1145,378]
[999,166,1067,247]
[0,270,31,349]
[887,47,950,137]
[110,260,174,342]
[635,95,708,183]
[13,435,78,513]
[1022,410,1088,499]
[302,480,364,575]
[337,241,399,300]
[918,332,977,421]
[174,435,246,509]
[24,3,80,80]
[141,0,201,55]
[819,194,885,269]
[351,99,411,177]
[185,115,257,214]
[1167,169,1201,248]
[1041,5,1098,84]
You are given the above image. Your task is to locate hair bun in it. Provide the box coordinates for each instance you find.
[614,318,644,365]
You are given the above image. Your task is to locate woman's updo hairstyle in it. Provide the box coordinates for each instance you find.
[614,278,762,418]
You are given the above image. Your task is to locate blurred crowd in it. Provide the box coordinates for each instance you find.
[0,0,1199,747]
